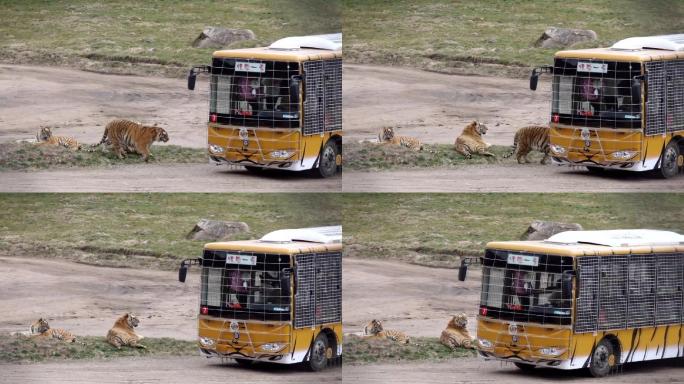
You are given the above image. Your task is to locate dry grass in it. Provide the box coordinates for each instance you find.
[344,334,475,365]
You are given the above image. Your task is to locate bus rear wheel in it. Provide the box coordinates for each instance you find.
[514,362,536,372]
[589,338,618,377]
[658,140,681,179]
[308,333,329,371]
[316,140,339,178]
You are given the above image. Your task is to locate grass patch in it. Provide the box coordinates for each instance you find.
[0,0,341,77]
[0,142,206,170]
[343,0,684,77]
[0,334,197,364]
[344,334,475,365]
[0,194,342,269]
[341,194,684,267]
[344,142,518,171]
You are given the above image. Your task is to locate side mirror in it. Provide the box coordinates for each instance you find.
[187,70,197,91]
[179,263,188,283]
[631,76,642,105]
[530,69,540,91]
[289,75,302,104]
[458,262,468,282]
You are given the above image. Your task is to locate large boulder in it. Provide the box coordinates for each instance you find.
[534,27,597,49]
[192,27,256,48]
[186,219,249,241]
[520,220,583,241]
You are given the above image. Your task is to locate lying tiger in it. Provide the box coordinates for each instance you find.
[363,319,410,344]
[503,125,550,164]
[377,127,423,152]
[454,121,495,159]
[93,119,169,162]
[440,313,475,350]
[106,313,146,349]
[30,318,77,343]
[35,126,83,151]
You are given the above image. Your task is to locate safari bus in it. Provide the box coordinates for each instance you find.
[530,34,684,178]
[458,229,684,377]
[178,226,342,371]
[187,34,342,178]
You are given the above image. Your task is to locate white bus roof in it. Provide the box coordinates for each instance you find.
[261,225,342,244]
[611,34,684,51]
[546,229,684,247]
[269,33,342,51]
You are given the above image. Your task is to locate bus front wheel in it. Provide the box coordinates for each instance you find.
[589,338,618,377]
[658,140,681,179]
[316,140,339,178]
[308,333,329,371]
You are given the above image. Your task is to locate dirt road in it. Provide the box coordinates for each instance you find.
[343,164,684,192]
[343,64,551,146]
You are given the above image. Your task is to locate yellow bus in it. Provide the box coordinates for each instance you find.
[459,229,684,377]
[530,34,684,178]
[187,34,342,177]
[178,226,342,371]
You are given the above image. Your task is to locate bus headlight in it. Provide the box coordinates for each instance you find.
[478,339,493,349]
[209,144,225,154]
[269,150,294,159]
[199,337,215,347]
[259,343,286,352]
[610,150,637,160]
[539,347,565,357]
[550,144,566,155]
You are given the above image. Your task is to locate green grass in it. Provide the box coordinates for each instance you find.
[0,194,342,269]
[0,142,207,170]
[0,334,197,363]
[344,142,519,171]
[344,335,475,365]
[0,0,341,76]
[341,194,684,267]
[343,0,684,77]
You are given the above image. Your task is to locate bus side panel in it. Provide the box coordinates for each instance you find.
[291,323,343,364]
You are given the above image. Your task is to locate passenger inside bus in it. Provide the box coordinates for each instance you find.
[228,269,250,309]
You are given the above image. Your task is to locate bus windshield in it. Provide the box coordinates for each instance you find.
[479,251,573,325]
[209,59,300,129]
[200,251,291,321]
[551,58,642,129]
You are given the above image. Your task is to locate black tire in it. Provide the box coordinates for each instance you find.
[315,140,339,178]
[586,166,605,174]
[589,338,618,378]
[308,333,329,372]
[514,362,536,372]
[658,140,680,179]
[244,165,264,174]
[234,358,253,367]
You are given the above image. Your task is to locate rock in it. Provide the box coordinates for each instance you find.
[186,219,249,241]
[534,27,597,49]
[191,27,256,49]
[520,220,583,241]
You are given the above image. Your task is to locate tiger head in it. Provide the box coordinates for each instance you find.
[379,127,395,142]
[30,318,50,334]
[448,313,469,330]
[36,126,52,141]
[149,124,169,143]
[463,121,488,137]
[116,313,141,330]
[364,319,384,335]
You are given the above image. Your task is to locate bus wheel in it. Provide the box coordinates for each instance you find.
[316,140,338,178]
[514,362,536,372]
[234,358,254,367]
[659,140,680,179]
[308,333,329,371]
[589,338,617,377]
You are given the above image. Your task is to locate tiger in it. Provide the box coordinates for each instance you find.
[503,125,550,164]
[35,126,83,151]
[30,318,77,343]
[106,313,146,349]
[439,313,475,350]
[378,127,423,152]
[363,319,410,344]
[93,119,169,162]
[454,121,495,159]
